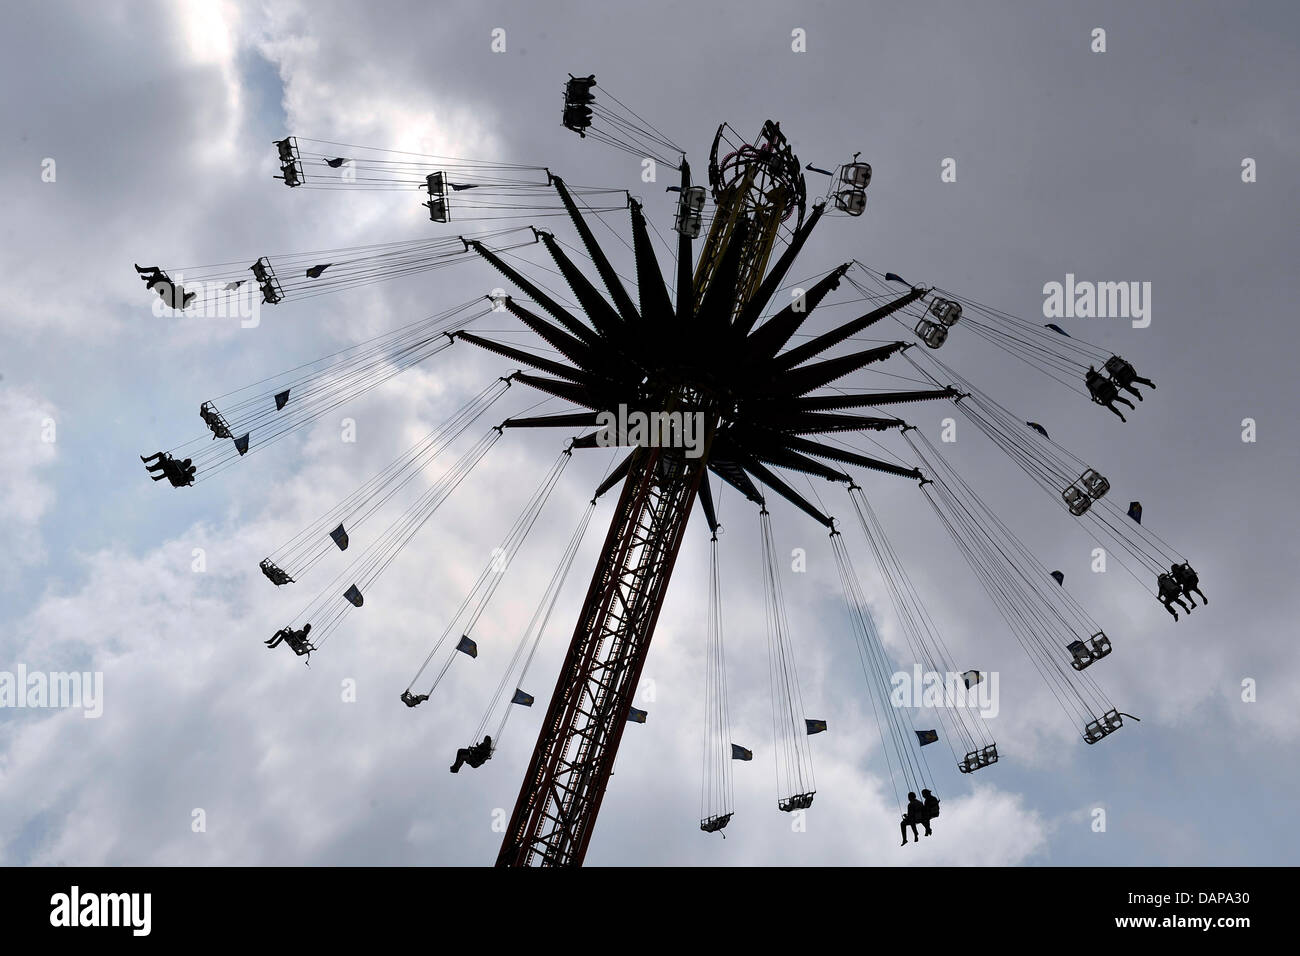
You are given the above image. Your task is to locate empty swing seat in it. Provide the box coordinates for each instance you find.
[841,161,872,189]
[674,186,706,237]
[1079,468,1110,499]
[1068,631,1113,671]
[426,197,449,223]
[959,743,1000,773]
[425,172,451,222]
[1063,484,1092,516]
[1082,708,1124,744]
[700,813,733,834]
[779,792,815,812]
[834,188,867,216]
[682,185,706,213]
[929,297,963,327]
[914,318,947,349]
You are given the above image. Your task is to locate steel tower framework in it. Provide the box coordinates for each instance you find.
[462,122,943,866]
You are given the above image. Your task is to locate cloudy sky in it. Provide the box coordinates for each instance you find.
[2,0,1298,866]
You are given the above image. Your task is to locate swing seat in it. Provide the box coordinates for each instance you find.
[258,558,294,586]
[778,792,815,812]
[424,173,452,223]
[250,257,284,304]
[681,185,706,213]
[929,297,962,327]
[562,105,593,134]
[700,813,733,834]
[1079,468,1110,499]
[834,188,867,216]
[674,186,706,237]
[200,401,234,440]
[1082,708,1124,744]
[958,742,999,773]
[426,197,449,223]
[914,318,947,349]
[841,162,871,189]
[1068,631,1112,671]
[564,75,596,105]
[1063,484,1092,516]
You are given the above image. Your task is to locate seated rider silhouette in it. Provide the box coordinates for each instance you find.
[200,404,232,439]
[266,623,314,656]
[1157,572,1191,620]
[1085,367,1135,422]
[140,451,194,486]
[400,690,429,708]
[1105,355,1156,401]
[141,450,170,480]
[135,264,195,309]
[900,791,926,846]
[1170,562,1207,606]
[450,735,493,773]
[920,789,941,836]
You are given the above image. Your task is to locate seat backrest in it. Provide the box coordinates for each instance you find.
[841,163,871,188]
[914,318,946,349]
[835,189,866,215]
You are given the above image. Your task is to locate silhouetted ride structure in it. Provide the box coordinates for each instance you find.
[138,75,1201,866]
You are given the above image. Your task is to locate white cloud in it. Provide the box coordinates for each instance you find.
[0,387,58,576]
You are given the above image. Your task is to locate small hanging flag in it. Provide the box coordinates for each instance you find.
[805,718,828,735]
[343,584,364,607]
[627,707,648,723]
[511,688,534,707]
[961,670,983,689]
[233,433,250,456]
[224,279,247,291]
[324,157,348,168]
[915,729,939,746]
[731,744,753,761]
[274,389,290,411]
[306,263,332,279]
[329,523,349,551]
[885,272,908,284]
[1127,501,1143,524]
[455,635,477,659]
[1026,421,1050,439]
[1044,323,1072,337]
[1051,570,1065,586]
